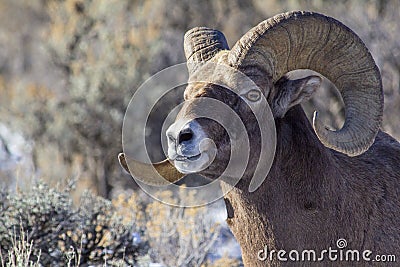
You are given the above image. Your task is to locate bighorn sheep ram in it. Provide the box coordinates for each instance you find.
[119,11,400,266]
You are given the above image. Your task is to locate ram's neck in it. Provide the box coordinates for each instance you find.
[222,106,341,266]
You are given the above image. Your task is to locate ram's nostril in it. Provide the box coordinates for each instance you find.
[178,129,194,144]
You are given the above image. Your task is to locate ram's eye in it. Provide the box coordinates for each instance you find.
[243,89,261,102]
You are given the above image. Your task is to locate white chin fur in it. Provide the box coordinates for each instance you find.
[174,153,210,174]
[174,148,216,174]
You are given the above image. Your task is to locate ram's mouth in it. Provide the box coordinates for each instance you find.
[175,154,201,162]
[173,149,216,174]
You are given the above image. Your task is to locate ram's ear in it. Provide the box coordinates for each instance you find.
[271,75,322,118]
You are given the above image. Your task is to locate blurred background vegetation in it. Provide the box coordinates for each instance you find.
[0,0,399,266]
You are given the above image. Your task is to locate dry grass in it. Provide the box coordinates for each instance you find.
[0,226,41,267]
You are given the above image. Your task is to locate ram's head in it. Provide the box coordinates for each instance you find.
[119,11,383,189]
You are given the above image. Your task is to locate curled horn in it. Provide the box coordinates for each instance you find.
[184,27,229,75]
[118,153,184,186]
[228,11,383,156]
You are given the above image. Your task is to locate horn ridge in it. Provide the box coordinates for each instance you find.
[229,11,383,156]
